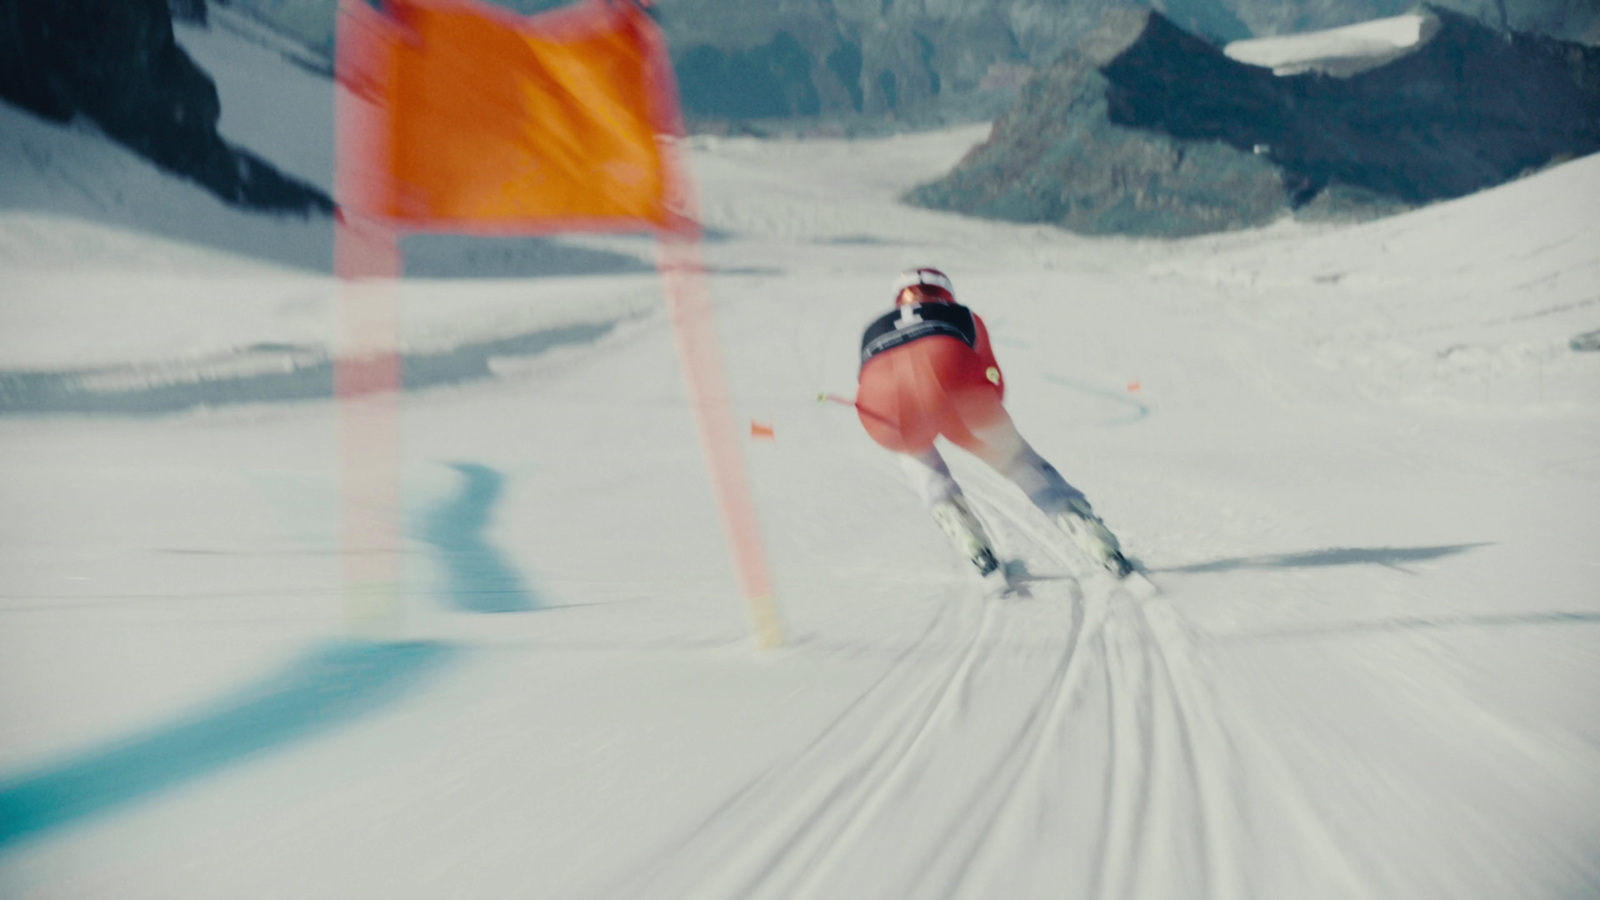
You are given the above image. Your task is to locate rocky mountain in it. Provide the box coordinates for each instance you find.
[221,0,1599,127]
[657,0,1600,126]
[908,6,1600,236]
[0,0,331,214]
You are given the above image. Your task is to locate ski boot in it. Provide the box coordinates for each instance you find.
[930,495,1002,580]
[1053,496,1133,577]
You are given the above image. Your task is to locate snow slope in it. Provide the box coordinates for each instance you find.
[1,14,1598,900]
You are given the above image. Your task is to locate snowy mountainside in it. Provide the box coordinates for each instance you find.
[173,9,337,195]
[0,0,330,214]
[0,100,333,274]
[0,12,1597,900]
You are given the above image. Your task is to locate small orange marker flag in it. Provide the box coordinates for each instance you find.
[750,421,775,441]
[1128,380,1142,393]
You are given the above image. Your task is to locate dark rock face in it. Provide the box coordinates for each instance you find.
[675,31,823,120]
[910,7,1600,236]
[907,11,1290,236]
[0,0,332,215]
[167,0,207,25]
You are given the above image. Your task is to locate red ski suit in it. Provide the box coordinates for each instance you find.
[856,304,1008,456]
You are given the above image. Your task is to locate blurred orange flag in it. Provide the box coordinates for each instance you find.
[336,0,687,233]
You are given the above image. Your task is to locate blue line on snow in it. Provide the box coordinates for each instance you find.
[0,463,537,848]
[419,463,539,613]
[0,640,455,849]
[1041,373,1151,425]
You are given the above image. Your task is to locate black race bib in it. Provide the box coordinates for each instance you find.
[860,303,978,367]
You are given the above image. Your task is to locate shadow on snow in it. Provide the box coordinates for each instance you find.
[1152,543,1492,575]
[0,321,615,417]
[1232,610,1600,642]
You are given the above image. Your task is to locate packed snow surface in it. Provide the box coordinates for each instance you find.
[1225,13,1435,75]
[1,12,1598,900]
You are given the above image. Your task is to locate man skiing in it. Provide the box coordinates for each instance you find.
[856,267,1132,579]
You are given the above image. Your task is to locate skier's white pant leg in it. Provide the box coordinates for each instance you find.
[1005,444,1087,514]
[899,447,962,508]
[902,447,1001,577]
[969,420,1086,515]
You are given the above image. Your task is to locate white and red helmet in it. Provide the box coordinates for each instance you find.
[892,267,955,305]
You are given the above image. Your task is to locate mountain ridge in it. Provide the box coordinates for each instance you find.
[908,6,1600,236]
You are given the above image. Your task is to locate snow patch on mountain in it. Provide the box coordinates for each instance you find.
[1225,12,1436,75]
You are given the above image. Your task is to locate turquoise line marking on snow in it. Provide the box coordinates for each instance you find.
[0,463,536,848]
[419,463,539,613]
[0,640,455,849]
[1041,373,1151,425]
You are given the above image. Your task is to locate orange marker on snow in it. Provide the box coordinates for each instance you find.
[1127,380,1142,393]
[750,421,775,440]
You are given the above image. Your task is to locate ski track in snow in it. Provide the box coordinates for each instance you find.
[608,504,1092,898]
[606,466,1369,900]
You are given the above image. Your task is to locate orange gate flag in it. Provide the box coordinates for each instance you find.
[336,0,688,234]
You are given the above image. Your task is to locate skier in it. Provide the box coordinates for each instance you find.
[856,267,1132,579]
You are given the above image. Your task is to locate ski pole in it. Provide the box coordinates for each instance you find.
[815,391,896,428]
